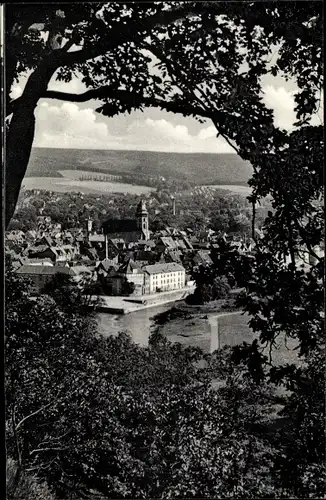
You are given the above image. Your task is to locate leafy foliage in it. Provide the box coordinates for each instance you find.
[3,260,292,499]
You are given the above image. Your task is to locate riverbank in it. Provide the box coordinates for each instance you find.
[93,286,196,314]
[151,297,300,366]
[149,296,244,351]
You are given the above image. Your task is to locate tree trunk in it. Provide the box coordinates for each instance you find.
[5,103,36,229]
[5,56,58,228]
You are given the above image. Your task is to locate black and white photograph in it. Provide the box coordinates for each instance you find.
[3,1,325,499]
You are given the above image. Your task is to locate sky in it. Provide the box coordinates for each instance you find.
[10,54,323,154]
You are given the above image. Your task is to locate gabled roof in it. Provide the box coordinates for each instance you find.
[175,239,187,250]
[26,258,54,266]
[16,265,73,276]
[62,245,75,252]
[119,258,143,274]
[182,236,193,250]
[70,266,93,276]
[97,258,118,271]
[6,233,20,241]
[110,238,125,245]
[193,250,213,265]
[28,245,50,254]
[37,235,53,246]
[137,240,155,248]
[26,230,37,237]
[51,247,66,257]
[159,237,178,249]
[86,248,99,259]
[144,262,185,274]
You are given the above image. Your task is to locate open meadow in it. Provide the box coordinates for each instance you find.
[22,174,155,196]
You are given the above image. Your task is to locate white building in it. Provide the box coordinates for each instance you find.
[143,263,186,294]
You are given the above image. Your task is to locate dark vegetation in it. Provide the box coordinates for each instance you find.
[25,148,253,187]
[9,188,269,236]
[5,253,324,499]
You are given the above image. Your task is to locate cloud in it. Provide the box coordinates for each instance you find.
[33,102,235,152]
[126,118,234,153]
[262,84,324,129]
[262,85,296,129]
[13,72,323,153]
[197,126,217,140]
[34,102,122,149]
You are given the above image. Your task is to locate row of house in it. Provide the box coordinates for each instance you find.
[6,203,258,297]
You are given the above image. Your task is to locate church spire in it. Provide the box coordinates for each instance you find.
[136,199,149,240]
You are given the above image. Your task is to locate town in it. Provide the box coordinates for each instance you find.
[5,193,249,306]
[6,188,324,314]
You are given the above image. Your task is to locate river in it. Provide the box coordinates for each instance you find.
[97,304,253,353]
[97,302,300,365]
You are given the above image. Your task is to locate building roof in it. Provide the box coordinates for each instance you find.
[86,248,99,259]
[69,266,93,276]
[107,231,143,243]
[175,239,187,250]
[16,265,73,276]
[119,258,143,274]
[166,249,183,261]
[26,258,54,266]
[159,237,178,249]
[134,250,156,263]
[62,245,75,252]
[144,262,185,274]
[97,258,118,271]
[26,230,37,238]
[102,219,139,234]
[137,240,155,248]
[182,236,193,250]
[51,246,67,257]
[110,238,126,246]
[28,245,49,254]
[6,233,21,241]
[37,235,53,246]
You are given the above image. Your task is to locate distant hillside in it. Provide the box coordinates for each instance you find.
[26,148,253,186]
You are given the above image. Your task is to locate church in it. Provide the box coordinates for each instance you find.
[101,200,150,243]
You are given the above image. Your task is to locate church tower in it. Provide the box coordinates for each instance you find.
[136,199,149,240]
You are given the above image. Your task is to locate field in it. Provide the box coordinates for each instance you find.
[22,176,155,196]
[25,147,253,186]
[200,184,252,195]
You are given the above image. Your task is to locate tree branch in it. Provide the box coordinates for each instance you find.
[56,3,223,67]
[15,402,53,431]
[12,406,22,467]
[30,446,72,456]
[32,87,213,119]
